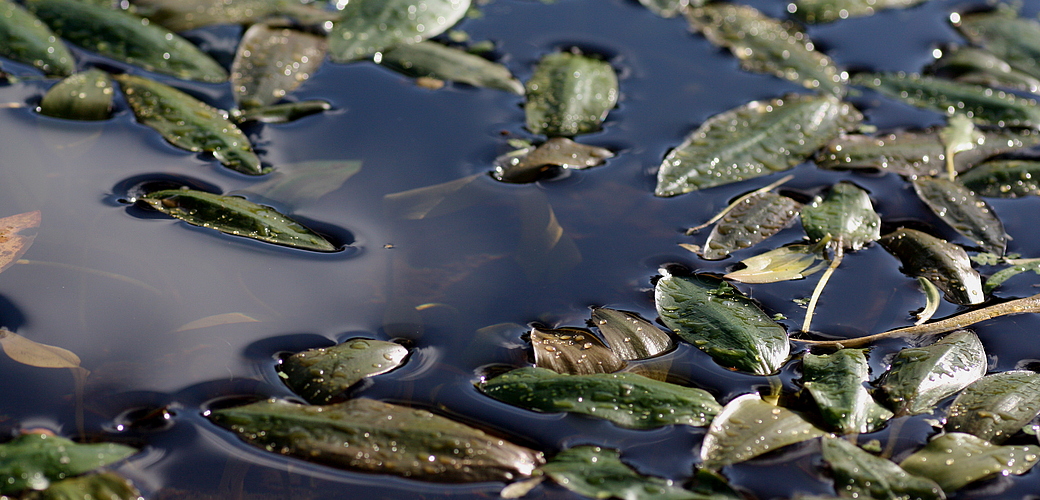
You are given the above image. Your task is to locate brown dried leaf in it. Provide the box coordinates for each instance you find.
[0,210,40,274]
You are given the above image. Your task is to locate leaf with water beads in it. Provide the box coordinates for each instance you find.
[327,0,472,63]
[0,0,74,77]
[982,257,1040,293]
[801,349,893,434]
[531,326,625,375]
[876,329,987,416]
[279,338,409,404]
[700,394,827,469]
[128,0,335,32]
[493,137,613,184]
[0,328,82,371]
[524,51,618,137]
[945,370,1040,444]
[899,432,1040,492]
[24,472,141,500]
[912,176,1007,256]
[699,192,801,261]
[790,0,929,24]
[820,437,944,500]
[927,46,1040,95]
[0,433,137,495]
[230,22,327,109]
[380,40,524,95]
[879,228,984,306]
[591,307,674,361]
[539,446,709,500]
[801,183,881,251]
[958,158,1040,198]
[38,69,114,121]
[952,5,1040,82]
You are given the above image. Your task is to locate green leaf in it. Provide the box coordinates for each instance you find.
[637,0,696,18]
[23,472,141,500]
[700,394,827,469]
[115,74,263,176]
[685,3,846,95]
[530,326,625,375]
[899,432,1040,492]
[915,276,942,325]
[879,228,984,306]
[700,192,801,260]
[927,46,1040,95]
[953,6,1040,82]
[478,367,720,429]
[984,258,1040,293]
[540,446,708,500]
[327,0,471,63]
[820,437,944,500]
[945,370,1040,443]
[139,188,336,252]
[232,100,331,124]
[26,0,227,83]
[591,307,674,361]
[790,0,928,23]
[801,349,893,434]
[655,271,789,375]
[279,338,408,404]
[0,433,136,495]
[876,329,987,416]
[959,159,1040,198]
[851,73,1040,128]
[38,69,114,121]
[0,0,74,76]
[655,93,861,196]
[524,51,618,137]
[493,137,613,184]
[237,160,361,206]
[724,244,826,284]
[230,23,327,109]
[128,0,335,32]
[801,182,880,251]
[912,176,1007,256]
[380,40,524,94]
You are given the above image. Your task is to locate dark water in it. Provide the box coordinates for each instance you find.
[3,0,1040,498]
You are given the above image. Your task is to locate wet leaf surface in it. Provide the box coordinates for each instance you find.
[493,137,613,183]
[209,398,544,482]
[801,349,892,434]
[700,394,827,469]
[958,159,1040,197]
[279,338,408,404]
[232,99,331,124]
[530,326,625,375]
[953,6,1040,82]
[655,93,860,196]
[23,472,141,500]
[230,23,327,109]
[591,307,674,361]
[655,271,789,375]
[524,51,618,137]
[0,328,82,371]
[982,258,1040,293]
[237,160,361,205]
[790,0,929,24]
[0,0,73,76]
[38,69,114,121]
[129,0,335,32]
[140,188,336,252]
[327,0,471,63]
[724,244,826,284]
[381,41,524,94]
[801,182,880,250]
[876,329,987,416]
[945,370,1040,443]
[539,445,707,500]
[820,437,944,500]
[928,46,1040,95]
[899,432,1040,492]
[0,210,40,275]
[912,176,1007,256]
[0,433,136,495]
[700,192,801,260]
[879,228,984,305]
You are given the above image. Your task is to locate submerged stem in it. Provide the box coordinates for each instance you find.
[801,246,843,333]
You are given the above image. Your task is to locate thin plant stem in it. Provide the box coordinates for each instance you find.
[686,175,794,234]
[801,246,843,333]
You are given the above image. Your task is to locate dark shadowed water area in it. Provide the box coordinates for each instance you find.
[3,0,1040,498]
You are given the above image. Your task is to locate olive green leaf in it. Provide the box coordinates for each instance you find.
[327,0,471,63]
[724,244,826,284]
[915,277,942,325]
[655,271,789,375]
[700,394,827,469]
[912,176,1007,256]
[953,5,1040,82]
[524,51,618,137]
[656,93,861,196]
[478,367,720,429]
[381,40,523,94]
[0,328,83,372]
[700,192,801,260]
[945,370,1040,443]
[879,228,984,305]
[231,23,327,109]
[686,3,845,95]
[26,0,227,83]
[493,137,613,183]
[851,73,1040,128]
[139,188,336,252]
[591,307,674,360]
[959,159,1040,198]
[539,446,710,500]
[637,0,696,18]
[531,326,625,375]
[0,0,74,76]
[115,74,263,176]
[801,349,893,434]
[23,472,141,500]
[231,100,331,124]
[820,437,944,500]
[279,338,408,404]
[38,69,114,121]
[801,182,880,251]
[209,398,544,482]
[876,329,987,416]
[928,46,1040,95]
[0,433,136,495]
[983,257,1040,293]
[899,432,1040,492]
[237,160,361,206]
[790,0,928,24]
[128,0,335,32]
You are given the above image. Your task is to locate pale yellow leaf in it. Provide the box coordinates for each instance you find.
[0,328,82,369]
[725,244,825,284]
[174,312,260,332]
[0,211,40,274]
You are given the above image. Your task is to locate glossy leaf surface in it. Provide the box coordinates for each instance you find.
[0,434,136,495]
[790,0,928,23]
[820,437,944,500]
[879,228,984,305]
[24,472,141,500]
[700,394,826,469]
[0,0,73,76]
[701,192,801,260]
[876,329,987,416]
[129,0,334,32]
[381,41,524,94]
[912,176,1007,256]
[899,432,1039,492]
[945,370,1040,443]
[959,159,1040,198]
[954,6,1040,81]
[801,349,892,434]
[801,182,880,250]
[724,244,825,284]
[591,307,673,360]
[232,100,330,124]
[231,23,327,109]
[540,446,706,500]
[327,0,471,63]
[279,339,408,404]
[524,52,618,137]
[39,69,113,121]
[531,326,625,375]
[493,137,613,183]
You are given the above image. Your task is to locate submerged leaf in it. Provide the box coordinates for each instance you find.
[381,41,523,94]
[173,312,259,332]
[39,69,114,121]
[725,244,826,284]
[0,0,74,76]
[700,192,801,260]
[279,339,408,404]
[591,307,674,360]
[327,0,471,63]
[912,176,1007,256]
[540,446,705,500]
[876,329,987,416]
[959,159,1040,198]
[801,182,880,250]
[24,472,140,500]
[790,0,928,24]
[0,328,81,371]
[493,137,613,183]
[383,174,490,220]
[524,51,618,137]
[0,210,40,275]
[945,370,1040,443]
[209,398,544,482]
[238,160,361,205]
[820,437,944,500]
[129,0,335,32]
[140,188,336,252]
[231,23,327,109]
[953,6,1040,82]
[531,327,625,375]
[879,228,984,305]
[700,394,826,468]
[801,349,893,434]
[899,432,1039,492]
[0,433,136,495]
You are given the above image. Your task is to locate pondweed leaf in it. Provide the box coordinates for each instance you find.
[876,329,987,416]
[531,326,625,375]
[39,69,113,121]
[700,394,826,469]
[0,328,82,372]
[230,23,327,109]
[790,0,929,24]
[23,472,141,500]
[686,3,846,95]
[279,338,408,404]
[237,160,361,205]
[128,0,335,32]
[0,433,136,495]
[0,0,74,76]
[700,192,801,260]
[327,0,471,63]
[383,173,491,220]
[879,228,984,305]
[899,432,1040,492]
[637,0,695,18]
[724,244,826,284]
[983,258,1040,293]
[591,307,674,360]
[173,312,259,332]
[953,5,1040,82]
[655,271,789,375]
[959,159,1040,198]
[945,370,1040,443]
[493,137,613,183]
[478,367,720,429]
[655,93,861,196]
[801,349,892,434]
[928,46,1040,95]
[381,41,524,95]
[0,210,40,275]
[115,74,263,176]
[912,176,1007,256]
[231,100,331,124]
[140,188,337,252]
[801,182,880,250]
[915,276,942,325]
[539,446,708,500]
[26,0,227,83]
[820,437,944,500]
[209,398,544,482]
[524,51,618,137]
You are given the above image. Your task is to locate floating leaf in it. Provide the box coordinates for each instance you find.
[876,329,987,416]
[0,210,40,275]
[493,137,613,183]
[879,228,984,305]
[959,158,1040,198]
[655,93,861,196]
[801,182,881,250]
[209,398,543,482]
[0,328,81,371]
[327,0,471,63]
[655,271,789,375]
[801,349,893,434]
[899,432,1040,492]
[173,312,259,332]
[724,244,826,284]
[381,40,523,94]
[115,74,263,176]
[238,160,361,205]
[524,51,618,137]
[912,176,1007,256]
[700,192,800,260]
[0,433,136,495]
[953,6,1040,82]
[38,69,114,121]
[928,46,1040,95]
[637,0,693,18]
[139,188,336,252]
[279,338,408,404]
[231,23,326,109]
[790,0,929,23]
[820,437,944,500]
[0,0,74,76]
[539,446,705,500]
[232,100,331,124]
[478,367,720,429]
[686,3,845,94]
[983,258,1040,293]
[591,307,674,360]
[530,326,625,375]
[24,472,141,500]
[128,0,335,32]
[26,0,227,83]
[700,394,827,469]
[945,370,1040,443]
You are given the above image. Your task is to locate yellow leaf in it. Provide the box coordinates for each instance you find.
[174,312,260,332]
[0,211,40,275]
[0,328,82,370]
